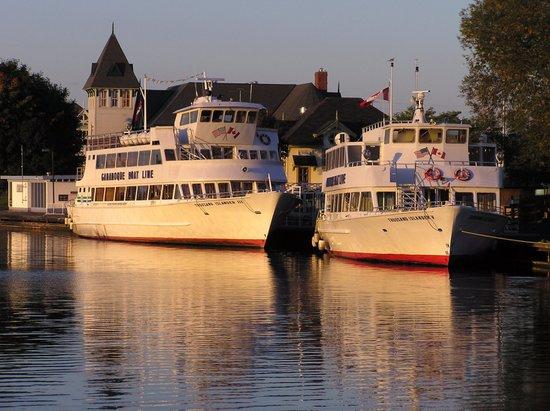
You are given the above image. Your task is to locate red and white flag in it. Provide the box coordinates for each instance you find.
[359,87,389,108]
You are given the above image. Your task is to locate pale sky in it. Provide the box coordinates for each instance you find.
[1,0,472,114]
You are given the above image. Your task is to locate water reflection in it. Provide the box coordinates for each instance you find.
[0,227,548,408]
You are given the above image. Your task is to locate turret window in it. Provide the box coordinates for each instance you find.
[110,90,118,107]
[99,90,108,107]
[121,90,130,108]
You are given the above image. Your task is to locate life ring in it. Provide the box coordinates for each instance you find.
[424,167,443,181]
[259,133,271,145]
[363,148,372,159]
[454,168,473,181]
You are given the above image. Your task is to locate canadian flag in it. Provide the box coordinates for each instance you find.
[359,87,389,108]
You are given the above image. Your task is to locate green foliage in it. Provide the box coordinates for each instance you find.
[394,105,465,124]
[0,59,84,175]
[460,0,550,185]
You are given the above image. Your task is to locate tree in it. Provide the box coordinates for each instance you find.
[394,105,465,124]
[460,0,550,185]
[0,59,83,176]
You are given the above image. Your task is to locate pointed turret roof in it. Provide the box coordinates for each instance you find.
[83,32,140,89]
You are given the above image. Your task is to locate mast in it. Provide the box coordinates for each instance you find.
[143,75,148,130]
[414,59,419,90]
[388,58,395,124]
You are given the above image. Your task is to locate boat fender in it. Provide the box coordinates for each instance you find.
[454,168,473,181]
[424,167,443,181]
[318,239,326,251]
[311,233,320,248]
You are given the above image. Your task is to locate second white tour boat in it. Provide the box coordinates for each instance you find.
[312,91,508,265]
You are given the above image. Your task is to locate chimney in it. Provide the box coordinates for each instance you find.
[314,68,327,92]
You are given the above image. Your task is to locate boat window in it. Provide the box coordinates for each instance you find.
[350,192,360,211]
[224,110,235,122]
[243,181,253,193]
[377,192,396,210]
[114,187,125,201]
[189,110,198,123]
[257,181,267,192]
[336,194,342,212]
[162,184,174,200]
[95,187,105,201]
[204,183,216,198]
[384,129,390,144]
[116,152,127,168]
[235,110,246,123]
[269,151,277,160]
[392,128,415,143]
[151,149,162,165]
[180,112,190,126]
[342,193,351,212]
[127,152,138,167]
[200,110,212,122]
[106,153,116,168]
[181,184,191,199]
[212,146,222,159]
[469,146,480,164]
[96,154,106,169]
[218,182,230,198]
[222,146,233,159]
[231,181,243,196]
[164,149,176,161]
[455,192,474,206]
[249,150,258,159]
[173,185,182,199]
[192,183,203,197]
[446,129,467,144]
[138,150,151,166]
[347,145,362,165]
[325,195,332,212]
[91,188,95,200]
[125,186,137,201]
[200,149,212,159]
[359,192,373,211]
[477,192,496,211]
[148,185,162,200]
[246,111,257,124]
[419,128,443,144]
[136,185,148,200]
[481,146,495,165]
[363,145,380,161]
[104,187,115,202]
[212,110,224,122]
[238,150,248,159]
[339,147,345,167]
[260,150,268,160]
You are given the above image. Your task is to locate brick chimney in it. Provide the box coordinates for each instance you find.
[314,68,327,92]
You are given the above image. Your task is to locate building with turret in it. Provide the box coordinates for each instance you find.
[83,28,140,135]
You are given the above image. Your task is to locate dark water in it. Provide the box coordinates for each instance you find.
[0,226,549,409]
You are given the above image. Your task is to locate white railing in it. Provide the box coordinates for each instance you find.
[45,203,68,215]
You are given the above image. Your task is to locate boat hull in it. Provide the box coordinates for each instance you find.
[67,191,297,248]
[316,205,507,266]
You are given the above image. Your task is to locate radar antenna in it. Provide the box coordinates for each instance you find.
[411,90,430,123]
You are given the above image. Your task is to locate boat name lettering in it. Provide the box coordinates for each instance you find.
[194,200,244,207]
[101,172,125,181]
[127,170,154,179]
[326,174,346,187]
[387,215,434,222]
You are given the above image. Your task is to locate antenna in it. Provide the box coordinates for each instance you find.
[388,58,395,124]
[414,58,419,90]
[112,22,115,35]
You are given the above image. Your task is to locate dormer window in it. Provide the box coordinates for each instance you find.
[107,63,126,77]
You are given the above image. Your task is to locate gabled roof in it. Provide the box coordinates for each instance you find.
[281,97,384,146]
[272,83,339,122]
[83,33,140,89]
[148,82,296,127]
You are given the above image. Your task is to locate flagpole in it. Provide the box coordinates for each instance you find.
[415,59,419,90]
[389,58,394,124]
[143,75,148,131]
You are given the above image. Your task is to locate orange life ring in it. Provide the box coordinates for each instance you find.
[424,167,442,181]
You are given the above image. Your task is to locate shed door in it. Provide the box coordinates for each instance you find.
[31,183,46,208]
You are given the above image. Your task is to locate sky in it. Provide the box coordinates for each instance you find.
[1,0,472,115]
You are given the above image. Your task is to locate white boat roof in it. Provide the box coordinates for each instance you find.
[174,97,265,114]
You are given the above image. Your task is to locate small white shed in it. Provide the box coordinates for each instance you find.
[1,175,77,214]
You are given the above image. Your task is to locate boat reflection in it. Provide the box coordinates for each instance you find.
[0,227,548,408]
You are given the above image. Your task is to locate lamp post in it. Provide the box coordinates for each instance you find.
[42,148,54,211]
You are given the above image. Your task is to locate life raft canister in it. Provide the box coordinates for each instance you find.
[454,168,473,181]
[424,167,443,181]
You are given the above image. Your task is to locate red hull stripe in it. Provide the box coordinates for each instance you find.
[83,235,265,248]
[330,250,450,266]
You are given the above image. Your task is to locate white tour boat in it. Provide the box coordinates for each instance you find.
[312,90,508,265]
[66,80,297,247]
